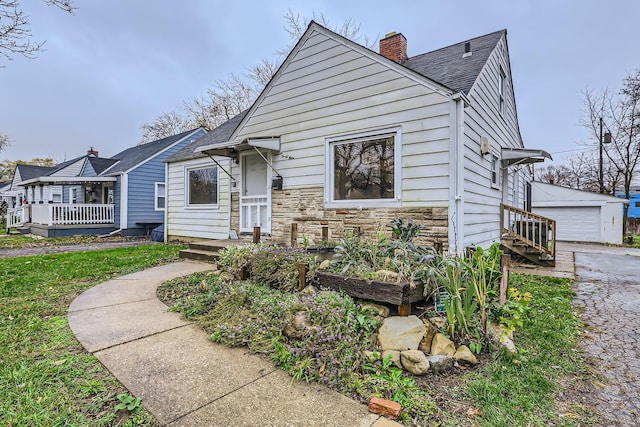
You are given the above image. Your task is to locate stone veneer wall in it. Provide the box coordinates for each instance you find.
[270,187,448,249]
[231,192,239,234]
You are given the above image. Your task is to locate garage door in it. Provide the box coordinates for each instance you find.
[533,206,601,242]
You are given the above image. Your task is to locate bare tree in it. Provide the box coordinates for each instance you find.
[582,70,640,233]
[140,11,376,141]
[280,9,377,54]
[139,111,191,144]
[0,0,75,64]
[0,133,9,153]
[537,164,573,186]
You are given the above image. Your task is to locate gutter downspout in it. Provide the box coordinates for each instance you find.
[120,173,128,231]
[163,162,168,243]
[449,94,467,256]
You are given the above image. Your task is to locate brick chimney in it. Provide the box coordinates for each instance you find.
[379,32,407,63]
[87,147,99,157]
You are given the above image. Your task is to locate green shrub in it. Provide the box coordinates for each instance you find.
[217,243,263,279]
[250,246,317,292]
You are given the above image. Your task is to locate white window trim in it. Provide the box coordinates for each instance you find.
[154,182,166,211]
[324,127,402,209]
[69,187,77,204]
[491,154,501,190]
[185,165,220,209]
[52,193,62,203]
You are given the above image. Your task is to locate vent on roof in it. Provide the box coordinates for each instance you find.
[462,41,472,58]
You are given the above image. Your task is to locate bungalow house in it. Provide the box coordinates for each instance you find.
[6,129,206,237]
[165,22,552,259]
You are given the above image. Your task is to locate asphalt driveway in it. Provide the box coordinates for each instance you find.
[566,242,640,426]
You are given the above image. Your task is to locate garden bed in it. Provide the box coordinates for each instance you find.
[316,271,424,308]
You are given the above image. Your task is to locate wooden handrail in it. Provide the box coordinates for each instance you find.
[501,203,555,258]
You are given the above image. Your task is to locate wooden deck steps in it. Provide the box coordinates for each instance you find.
[500,204,556,267]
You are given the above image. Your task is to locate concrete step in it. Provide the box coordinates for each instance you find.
[187,242,229,252]
[179,248,219,263]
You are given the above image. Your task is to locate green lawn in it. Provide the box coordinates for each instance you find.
[0,243,185,426]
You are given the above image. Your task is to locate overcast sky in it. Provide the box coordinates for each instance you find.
[1,0,638,166]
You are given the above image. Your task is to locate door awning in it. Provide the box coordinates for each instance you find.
[196,137,281,157]
[501,148,552,167]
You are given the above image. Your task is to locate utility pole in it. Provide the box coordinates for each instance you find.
[599,117,604,193]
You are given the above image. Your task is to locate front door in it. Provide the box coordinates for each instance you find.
[240,152,270,234]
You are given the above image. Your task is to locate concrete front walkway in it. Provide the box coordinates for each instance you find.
[69,261,395,427]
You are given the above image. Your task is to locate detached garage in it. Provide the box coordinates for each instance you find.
[531,182,628,244]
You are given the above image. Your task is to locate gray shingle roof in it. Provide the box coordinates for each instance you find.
[87,157,118,175]
[16,164,56,181]
[167,111,248,162]
[403,29,506,94]
[102,129,201,175]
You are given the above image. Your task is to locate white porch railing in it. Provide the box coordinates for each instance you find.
[6,205,29,229]
[31,203,114,226]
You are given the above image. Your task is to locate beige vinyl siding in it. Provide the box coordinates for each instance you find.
[462,35,524,247]
[166,158,230,240]
[49,158,85,177]
[233,29,453,207]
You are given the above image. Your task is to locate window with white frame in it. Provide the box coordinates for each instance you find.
[52,193,62,203]
[186,166,218,206]
[326,128,400,207]
[498,67,506,115]
[491,154,501,189]
[155,182,166,210]
[69,187,78,204]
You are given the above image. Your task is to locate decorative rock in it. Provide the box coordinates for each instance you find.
[426,355,454,374]
[318,259,331,270]
[368,397,401,419]
[377,315,426,351]
[374,269,400,282]
[381,349,403,369]
[418,320,439,353]
[430,333,456,356]
[364,350,381,362]
[283,311,312,339]
[487,321,517,353]
[371,417,404,427]
[299,285,318,296]
[429,316,448,330]
[454,345,478,365]
[400,350,430,375]
[362,303,390,318]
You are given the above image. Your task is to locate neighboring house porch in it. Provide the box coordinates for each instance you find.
[6,176,117,237]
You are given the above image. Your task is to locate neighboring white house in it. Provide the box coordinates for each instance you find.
[532,181,627,244]
[165,21,550,255]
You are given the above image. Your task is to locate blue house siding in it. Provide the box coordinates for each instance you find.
[113,176,122,227]
[81,161,96,176]
[124,129,205,231]
[626,193,640,218]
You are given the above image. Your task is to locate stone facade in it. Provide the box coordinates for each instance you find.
[268,187,448,249]
[231,192,239,234]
